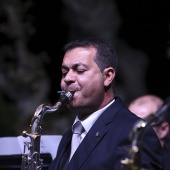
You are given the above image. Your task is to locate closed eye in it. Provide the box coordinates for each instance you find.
[61,69,68,77]
[76,69,86,74]
[62,72,67,77]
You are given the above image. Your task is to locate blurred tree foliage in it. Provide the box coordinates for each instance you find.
[0,0,75,137]
[0,0,50,136]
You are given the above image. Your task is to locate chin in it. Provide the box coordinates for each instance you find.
[67,101,82,111]
[67,100,77,109]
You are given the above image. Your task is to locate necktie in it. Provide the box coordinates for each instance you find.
[69,121,84,160]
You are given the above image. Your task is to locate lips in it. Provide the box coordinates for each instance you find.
[64,87,78,93]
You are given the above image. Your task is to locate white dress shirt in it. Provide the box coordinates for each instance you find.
[72,99,115,141]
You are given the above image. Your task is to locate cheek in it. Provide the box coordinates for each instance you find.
[81,74,104,92]
[152,127,159,136]
[60,79,65,89]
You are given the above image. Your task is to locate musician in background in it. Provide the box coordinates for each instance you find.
[49,37,163,170]
[128,94,170,170]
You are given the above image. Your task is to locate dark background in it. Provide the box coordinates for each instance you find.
[29,0,170,100]
[0,0,170,136]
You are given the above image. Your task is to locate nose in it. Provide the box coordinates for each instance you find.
[63,70,76,84]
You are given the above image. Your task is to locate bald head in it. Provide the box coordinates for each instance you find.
[128,95,164,119]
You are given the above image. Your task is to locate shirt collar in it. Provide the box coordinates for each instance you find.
[72,99,115,133]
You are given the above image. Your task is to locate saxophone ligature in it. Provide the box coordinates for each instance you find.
[21,91,73,170]
[121,99,170,170]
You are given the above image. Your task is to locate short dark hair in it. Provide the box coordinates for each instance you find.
[63,37,119,75]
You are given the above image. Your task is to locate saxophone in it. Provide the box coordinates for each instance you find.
[121,99,170,170]
[21,91,73,170]
[120,119,147,170]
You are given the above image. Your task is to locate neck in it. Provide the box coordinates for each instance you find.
[78,95,115,120]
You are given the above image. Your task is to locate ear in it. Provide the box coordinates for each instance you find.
[157,122,170,139]
[103,67,115,87]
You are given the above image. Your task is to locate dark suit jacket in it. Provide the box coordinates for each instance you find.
[49,97,163,170]
[163,145,170,170]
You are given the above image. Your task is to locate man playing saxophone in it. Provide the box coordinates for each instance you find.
[49,37,163,170]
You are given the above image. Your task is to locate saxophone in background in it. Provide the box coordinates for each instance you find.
[121,99,170,170]
[121,119,147,170]
[21,91,73,170]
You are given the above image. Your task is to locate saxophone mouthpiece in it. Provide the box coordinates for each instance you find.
[46,91,74,112]
[57,91,74,104]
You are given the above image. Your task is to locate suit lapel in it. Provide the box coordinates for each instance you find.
[55,129,72,169]
[67,97,123,169]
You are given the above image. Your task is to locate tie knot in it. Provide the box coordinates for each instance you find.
[72,121,84,135]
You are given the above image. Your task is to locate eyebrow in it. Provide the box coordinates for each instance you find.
[61,62,88,70]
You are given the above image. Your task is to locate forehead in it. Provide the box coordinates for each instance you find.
[129,98,160,118]
[62,47,97,65]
